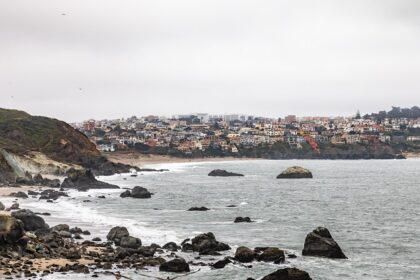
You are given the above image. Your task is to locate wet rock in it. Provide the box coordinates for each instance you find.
[107,226,129,245]
[235,246,255,263]
[9,191,28,199]
[159,258,190,273]
[163,242,180,251]
[187,207,210,211]
[27,190,39,196]
[61,169,119,190]
[39,189,68,200]
[212,257,232,269]
[191,232,231,255]
[119,236,142,249]
[234,217,252,223]
[131,186,152,198]
[0,201,4,210]
[208,169,244,177]
[51,224,70,232]
[0,215,25,243]
[277,166,313,179]
[302,227,347,259]
[11,209,49,231]
[261,267,312,280]
[6,202,19,211]
[92,237,101,242]
[58,231,72,238]
[120,186,152,199]
[256,247,285,264]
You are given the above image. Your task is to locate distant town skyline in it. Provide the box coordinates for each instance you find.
[1,0,420,122]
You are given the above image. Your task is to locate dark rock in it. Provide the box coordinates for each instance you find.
[9,191,28,199]
[51,224,70,232]
[27,190,39,196]
[107,226,129,245]
[0,215,25,243]
[234,217,252,223]
[120,190,131,198]
[212,257,232,269]
[0,201,4,211]
[39,189,68,200]
[11,209,49,231]
[159,258,190,273]
[188,207,210,211]
[256,247,285,264]
[261,267,312,280]
[58,231,72,238]
[208,169,244,177]
[235,246,255,263]
[61,169,119,190]
[6,202,19,211]
[226,205,237,208]
[163,242,180,251]
[302,227,347,259]
[277,166,313,179]
[191,232,231,255]
[65,248,81,260]
[92,237,101,242]
[119,236,142,249]
[131,186,152,198]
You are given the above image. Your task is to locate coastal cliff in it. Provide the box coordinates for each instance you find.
[0,108,134,183]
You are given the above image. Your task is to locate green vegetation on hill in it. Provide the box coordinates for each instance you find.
[0,108,134,178]
[0,108,100,165]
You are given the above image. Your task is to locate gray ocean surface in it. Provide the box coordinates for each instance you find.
[9,159,420,280]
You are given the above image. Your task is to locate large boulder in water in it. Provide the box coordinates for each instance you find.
[131,186,152,198]
[208,169,244,177]
[159,258,190,273]
[235,246,256,263]
[302,227,347,259]
[256,247,285,263]
[119,236,142,249]
[107,226,129,245]
[11,209,49,231]
[261,267,312,280]
[277,166,313,179]
[0,215,25,243]
[61,169,119,191]
[190,232,231,255]
[0,201,5,211]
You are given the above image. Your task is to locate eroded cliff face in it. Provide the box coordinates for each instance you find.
[0,108,135,180]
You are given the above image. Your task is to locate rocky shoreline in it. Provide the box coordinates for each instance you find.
[0,165,349,279]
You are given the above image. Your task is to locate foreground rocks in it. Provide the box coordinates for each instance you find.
[11,209,49,231]
[277,166,313,179]
[261,267,312,280]
[208,169,244,177]
[120,186,152,199]
[0,215,24,243]
[183,232,231,255]
[302,227,347,259]
[61,169,119,191]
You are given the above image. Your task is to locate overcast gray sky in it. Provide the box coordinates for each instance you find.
[1,0,420,122]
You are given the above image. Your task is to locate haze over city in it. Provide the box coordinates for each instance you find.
[1,0,420,122]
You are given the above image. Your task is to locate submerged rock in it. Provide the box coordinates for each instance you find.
[277,166,313,179]
[302,227,347,259]
[159,258,190,273]
[212,257,232,269]
[208,169,244,177]
[234,217,252,223]
[120,186,152,199]
[61,169,119,191]
[261,267,312,280]
[188,207,210,211]
[256,247,285,264]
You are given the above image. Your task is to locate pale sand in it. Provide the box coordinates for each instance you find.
[104,152,258,167]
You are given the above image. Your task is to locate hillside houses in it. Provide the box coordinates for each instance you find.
[72,113,420,155]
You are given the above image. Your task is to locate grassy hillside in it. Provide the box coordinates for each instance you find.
[0,108,100,165]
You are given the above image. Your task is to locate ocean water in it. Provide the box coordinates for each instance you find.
[6,159,420,280]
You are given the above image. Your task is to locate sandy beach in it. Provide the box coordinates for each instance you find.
[104,152,258,167]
